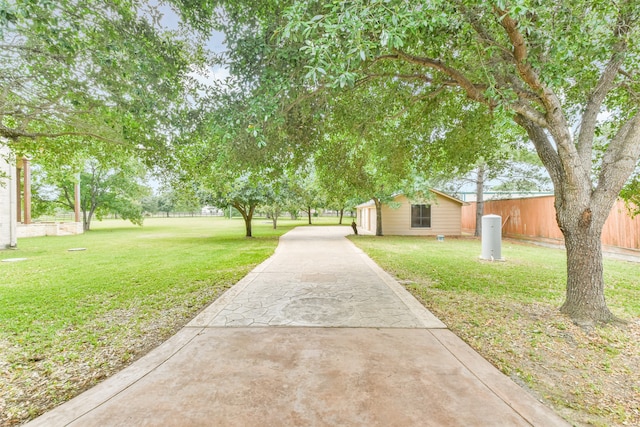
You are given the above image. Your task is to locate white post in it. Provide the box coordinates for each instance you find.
[1,145,18,248]
[480,214,502,260]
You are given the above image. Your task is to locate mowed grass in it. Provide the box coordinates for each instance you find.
[1,217,293,352]
[350,236,639,317]
[0,216,326,424]
[350,235,640,426]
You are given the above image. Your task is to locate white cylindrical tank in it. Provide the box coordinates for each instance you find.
[481,214,502,260]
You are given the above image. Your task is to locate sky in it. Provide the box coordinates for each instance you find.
[144,2,230,193]
[154,1,230,84]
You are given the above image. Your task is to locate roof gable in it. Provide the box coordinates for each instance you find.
[356,189,466,208]
[424,189,466,205]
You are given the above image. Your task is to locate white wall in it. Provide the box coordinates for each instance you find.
[17,221,83,238]
[0,145,17,248]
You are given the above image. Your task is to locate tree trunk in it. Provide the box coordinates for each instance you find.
[83,205,96,231]
[272,207,280,229]
[243,208,254,237]
[234,203,254,237]
[560,227,613,323]
[516,114,630,324]
[556,199,614,324]
[339,208,344,224]
[244,216,252,237]
[475,164,485,237]
[307,206,312,224]
[374,198,383,236]
[82,209,90,231]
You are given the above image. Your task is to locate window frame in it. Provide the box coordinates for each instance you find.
[411,204,432,228]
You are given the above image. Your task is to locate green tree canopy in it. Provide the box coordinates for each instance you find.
[34,153,151,231]
[265,0,640,324]
[0,0,213,165]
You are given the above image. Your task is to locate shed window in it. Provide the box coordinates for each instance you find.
[411,204,431,228]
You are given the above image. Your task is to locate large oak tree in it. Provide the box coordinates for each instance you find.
[275,1,640,325]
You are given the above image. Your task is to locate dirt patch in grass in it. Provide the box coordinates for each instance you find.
[407,284,640,427]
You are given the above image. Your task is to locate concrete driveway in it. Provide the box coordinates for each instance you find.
[27,226,568,426]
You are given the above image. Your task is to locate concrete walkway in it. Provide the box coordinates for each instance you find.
[28,226,568,426]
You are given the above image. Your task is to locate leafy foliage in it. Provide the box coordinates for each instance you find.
[0,0,211,164]
[34,154,151,230]
[620,176,640,217]
[198,173,271,237]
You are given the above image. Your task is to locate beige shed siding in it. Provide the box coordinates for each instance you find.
[382,195,462,236]
[357,206,377,233]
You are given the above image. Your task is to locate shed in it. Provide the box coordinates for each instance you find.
[356,190,465,236]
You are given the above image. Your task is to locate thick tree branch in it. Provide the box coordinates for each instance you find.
[577,29,628,168]
[509,100,548,127]
[494,7,546,96]
[594,112,640,213]
[514,114,563,190]
[498,71,545,106]
[0,125,120,144]
[460,3,513,62]
[362,73,436,84]
[355,72,460,94]
[369,54,403,65]
[382,50,495,107]
[494,8,568,123]
[496,7,583,185]
[374,48,553,129]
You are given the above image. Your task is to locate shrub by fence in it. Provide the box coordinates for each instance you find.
[462,196,640,251]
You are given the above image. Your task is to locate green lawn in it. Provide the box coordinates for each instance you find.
[0,216,342,424]
[2,218,279,354]
[349,236,639,318]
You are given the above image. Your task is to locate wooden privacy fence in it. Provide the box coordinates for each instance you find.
[461,195,640,251]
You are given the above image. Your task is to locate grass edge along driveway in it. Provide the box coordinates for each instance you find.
[0,217,322,425]
[350,234,639,427]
